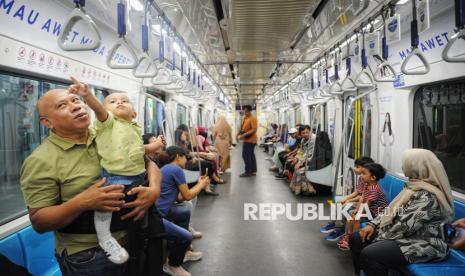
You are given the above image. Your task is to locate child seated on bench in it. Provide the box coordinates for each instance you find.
[338,163,388,250]
[320,157,374,241]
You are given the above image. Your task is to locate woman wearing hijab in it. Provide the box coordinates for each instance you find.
[212,116,233,172]
[349,148,454,276]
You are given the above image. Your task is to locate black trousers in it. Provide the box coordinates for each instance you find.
[349,232,409,276]
[186,159,214,178]
[242,142,257,173]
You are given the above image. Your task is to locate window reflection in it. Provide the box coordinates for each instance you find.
[0,74,39,224]
[414,81,465,193]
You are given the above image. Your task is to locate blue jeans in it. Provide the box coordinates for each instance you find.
[101,168,146,185]
[56,247,126,276]
[162,203,193,266]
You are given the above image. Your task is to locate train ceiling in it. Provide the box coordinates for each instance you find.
[78,0,394,106]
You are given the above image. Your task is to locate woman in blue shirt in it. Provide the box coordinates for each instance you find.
[156,146,210,276]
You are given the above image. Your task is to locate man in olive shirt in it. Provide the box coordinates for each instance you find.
[20,87,160,275]
[237,105,258,177]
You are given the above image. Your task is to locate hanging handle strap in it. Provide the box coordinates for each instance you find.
[58,0,102,51]
[133,1,157,78]
[107,1,138,69]
[374,9,396,82]
[401,0,430,75]
[442,0,465,63]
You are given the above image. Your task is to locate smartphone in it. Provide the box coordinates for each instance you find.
[443,223,457,243]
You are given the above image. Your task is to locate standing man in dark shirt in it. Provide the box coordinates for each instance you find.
[237,105,258,177]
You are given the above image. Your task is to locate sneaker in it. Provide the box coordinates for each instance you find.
[183,250,203,263]
[324,228,345,242]
[269,166,279,172]
[189,226,202,239]
[275,173,287,179]
[320,222,336,233]
[337,234,350,246]
[163,264,191,276]
[99,237,129,264]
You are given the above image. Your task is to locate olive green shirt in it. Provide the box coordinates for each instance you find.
[94,112,145,176]
[20,130,125,255]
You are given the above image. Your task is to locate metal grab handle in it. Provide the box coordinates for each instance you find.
[106,37,139,69]
[58,7,102,51]
[166,79,187,91]
[152,67,174,85]
[320,84,333,98]
[133,53,158,78]
[374,61,396,82]
[341,76,357,92]
[442,29,465,63]
[330,81,344,95]
[400,48,431,75]
[354,68,375,88]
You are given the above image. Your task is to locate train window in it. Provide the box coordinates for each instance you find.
[145,96,165,136]
[176,104,187,127]
[309,104,326,132]
[413,81,465,193]
[94,88,109,103]
[295,107,301,125]
[0,74,41,224]
[198,108,203,127]
[345,96,371,159]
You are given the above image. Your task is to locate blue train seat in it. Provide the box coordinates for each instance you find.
[379,173,465,276]
[0,225,61,276]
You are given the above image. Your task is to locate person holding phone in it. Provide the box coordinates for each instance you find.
[156,146,210,276]
[448,218,465,250]
[237,105,258,177]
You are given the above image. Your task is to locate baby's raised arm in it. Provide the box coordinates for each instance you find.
[68,76,108,122]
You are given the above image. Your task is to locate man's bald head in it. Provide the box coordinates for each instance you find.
[37,88,90,137]
[37,89,68,117]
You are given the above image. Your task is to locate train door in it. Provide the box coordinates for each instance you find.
[335,90,374,196]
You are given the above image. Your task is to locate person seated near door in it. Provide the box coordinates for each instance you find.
[262,123,279,153]
[338,163,388,250]
[269,127,299,172]
[320,157,374,242]
[277,125,312,180]
[68,77,164,264]
[176,127,222,194]
[157,146,210,276]
[196,127,222,176]
[274,126,303,179]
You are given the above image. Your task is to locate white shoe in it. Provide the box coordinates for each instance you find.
[99,237,129,264]
[189,226,202,239]
[183,250,203,263]
[163,264,191,276]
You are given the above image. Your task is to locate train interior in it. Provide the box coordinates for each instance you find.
[1,0,465,275]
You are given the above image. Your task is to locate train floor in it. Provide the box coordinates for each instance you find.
[184,143,353,276]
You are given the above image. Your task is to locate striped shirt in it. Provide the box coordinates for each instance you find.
[362,182,388,218]
[356,177,366,194]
